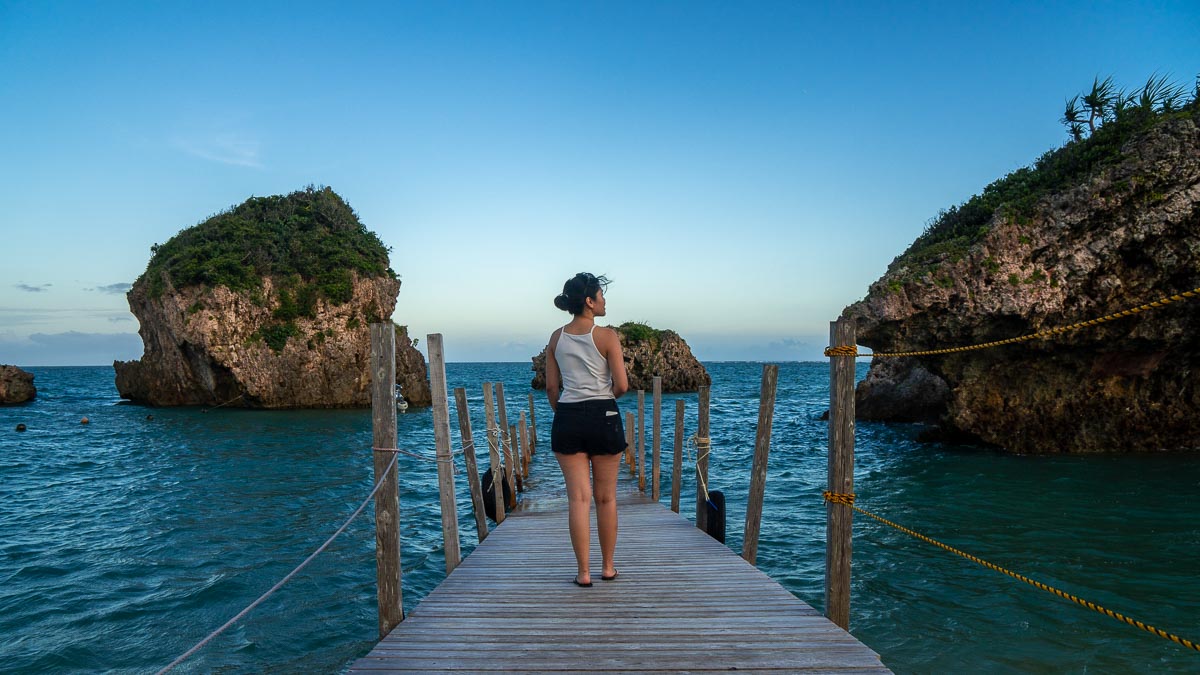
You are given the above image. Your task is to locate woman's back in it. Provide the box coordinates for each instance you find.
[554,326,613,403]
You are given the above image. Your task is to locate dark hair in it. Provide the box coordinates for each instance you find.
[553,273,610,315]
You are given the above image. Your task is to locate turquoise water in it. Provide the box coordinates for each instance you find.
[1,363,1197,673]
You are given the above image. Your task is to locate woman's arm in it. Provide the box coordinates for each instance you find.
[597,327,629,398]
[545,330,562,411]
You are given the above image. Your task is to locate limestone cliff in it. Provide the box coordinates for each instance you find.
[530,323,710,393]
[844,112,1200,453]
[115,187,430,408]
[395,325,431,407]
[1,365,36,404]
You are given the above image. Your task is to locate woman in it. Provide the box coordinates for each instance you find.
[545,272,629,587]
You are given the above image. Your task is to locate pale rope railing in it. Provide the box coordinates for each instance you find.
[157,449,401,674]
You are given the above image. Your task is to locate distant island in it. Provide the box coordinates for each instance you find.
[844,75,1200,453]
[530,321,710,393]
[115,186,430,408]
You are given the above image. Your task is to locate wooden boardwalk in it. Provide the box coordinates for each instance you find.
[350,481,891,673]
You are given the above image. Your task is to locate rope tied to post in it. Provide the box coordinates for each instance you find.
[688,434,714,506]
[822,490,856,506]
[157,449,402,673]
[823,345,858,357]
[373,446,458,475]
[822,493,1200,653]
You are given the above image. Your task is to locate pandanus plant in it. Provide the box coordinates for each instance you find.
[1061,73,1195,141]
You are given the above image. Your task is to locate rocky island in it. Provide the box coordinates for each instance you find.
[1,365,36,404]
[844,77,1200,453]
[115,186,430,408]
[530,322,710,392]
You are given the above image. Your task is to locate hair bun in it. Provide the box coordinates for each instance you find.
[553,294,570,311]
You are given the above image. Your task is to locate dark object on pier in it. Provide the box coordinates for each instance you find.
[704,490,726,543]
[481,468,513,523]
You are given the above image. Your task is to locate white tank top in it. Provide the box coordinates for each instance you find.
[554,325,614,403]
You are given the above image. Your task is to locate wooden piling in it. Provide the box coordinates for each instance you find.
[625,412,635,475]
[695,385,711,532]
[825,318,856,630]
[519,412,529,479]
[508,423,520,496]
[637,389,646,493]
[453,387,488,543]
[652,376,662,501]
[742,364,779,565]
[483,383,504,524]
[496,383,517,505]
[672,399,684,513]
[427,334,461,573]
[527,392,538,453]
[369,322,403,635]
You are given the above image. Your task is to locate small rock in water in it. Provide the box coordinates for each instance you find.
[80,416,89,425]
[15,423,26,432]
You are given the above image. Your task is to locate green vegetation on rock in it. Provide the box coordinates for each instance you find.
[141,186,395,302]
[618,321,666,344]
[889,74,1199,283]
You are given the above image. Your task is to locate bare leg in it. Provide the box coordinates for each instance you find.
[555,451,593,583]
[591,453,621,578]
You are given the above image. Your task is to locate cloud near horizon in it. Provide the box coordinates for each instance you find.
[0,330,142,366]
[90,283,132,295]
[15,283,51,293]
[172,133,262,168]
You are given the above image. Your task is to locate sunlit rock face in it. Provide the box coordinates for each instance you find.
[114,187,429,408]
[845,117,1200,453]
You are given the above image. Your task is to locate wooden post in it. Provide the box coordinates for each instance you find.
[637,389,646,492]
[427,334,461,573]
[483,383,504,524]
[454,387,488,543]
[625,412,635,475]
[496,383,516,502]
[671,399,684,513]
[510,423,522,492]
[527,392,538,453]
[742,364,779,565]
[652,376,662,501]
[825,318,856,630]
[695,386,710,532]
[519,411,529,479]
[369,322,403,635]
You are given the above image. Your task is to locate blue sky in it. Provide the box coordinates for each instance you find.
[1,1,1197,365]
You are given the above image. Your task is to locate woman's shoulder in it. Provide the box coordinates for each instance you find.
[592,325,621,347]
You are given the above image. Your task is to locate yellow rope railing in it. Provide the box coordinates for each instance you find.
[822,491,1199,653]
[824,285,1200,358]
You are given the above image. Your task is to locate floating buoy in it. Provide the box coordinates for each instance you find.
[80,417,90,425]
[15,424,26,432]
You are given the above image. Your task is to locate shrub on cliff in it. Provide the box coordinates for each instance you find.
[617,321,666,344]
[892,74,1200,279]
[140,185,395,304]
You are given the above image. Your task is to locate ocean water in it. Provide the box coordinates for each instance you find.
[0,363,1197,674]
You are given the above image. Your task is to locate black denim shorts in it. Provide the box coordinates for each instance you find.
[551,398,626,456]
